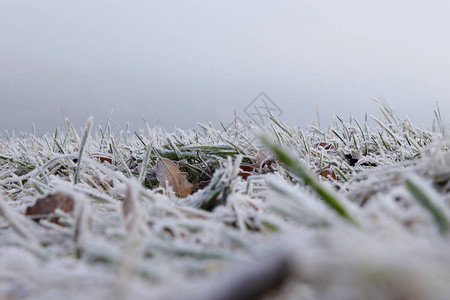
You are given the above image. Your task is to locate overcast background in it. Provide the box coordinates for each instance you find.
[1,1,450,135]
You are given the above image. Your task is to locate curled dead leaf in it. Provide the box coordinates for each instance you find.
[315,166,338,181]
[25,191,74,222]
[314,142,335,150]
[253,150,277,171]
[254,150,269,168]
[238,150,272,180]
[155,158,193,198]
[241,150,276,178]
[345,150,362,166]
[238,164,256,180]
[90,152,113,164]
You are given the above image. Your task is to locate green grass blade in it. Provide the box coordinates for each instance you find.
[405,177,450,235]
[134,131,147,149]
[53,138,65,154]
[139,142,153,184]
[260,135,359,226]
[74,117,93,185]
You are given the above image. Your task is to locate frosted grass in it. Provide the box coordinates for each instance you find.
[0,104,449,299]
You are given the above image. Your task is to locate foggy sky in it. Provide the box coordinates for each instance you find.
[1,1,450,135]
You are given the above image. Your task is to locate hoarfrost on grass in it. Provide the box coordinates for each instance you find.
[0,106,450,300]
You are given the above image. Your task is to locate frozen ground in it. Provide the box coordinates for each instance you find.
[1,104,450,300]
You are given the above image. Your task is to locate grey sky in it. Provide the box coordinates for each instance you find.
[1,1,449,135]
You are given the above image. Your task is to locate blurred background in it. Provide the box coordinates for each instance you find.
[1,1,450,135]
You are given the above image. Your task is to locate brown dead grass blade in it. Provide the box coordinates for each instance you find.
[122,183,138,232]
[156,158,193,198]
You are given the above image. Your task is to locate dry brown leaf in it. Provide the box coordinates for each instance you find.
[314,142,335,150]
[25,191,74,222]
[254,150,269,168]
[90,152,113,164]
[239,150,274,180]
[155,158,193,198]
[345,150,362,166]
[249,150,276,175]
[238,164,256,180]
[315,165,338,180]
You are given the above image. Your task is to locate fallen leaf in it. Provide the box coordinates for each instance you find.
[90,152,113,164]
[345,150,362,166]
[239,150,272,180]
[238,164,256,179]
[314,142,335,150]
[25,191,74,222]
[250,150,276,174]
[155,158,193,198]
[315,166,338,180]
[255,150,269,168]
